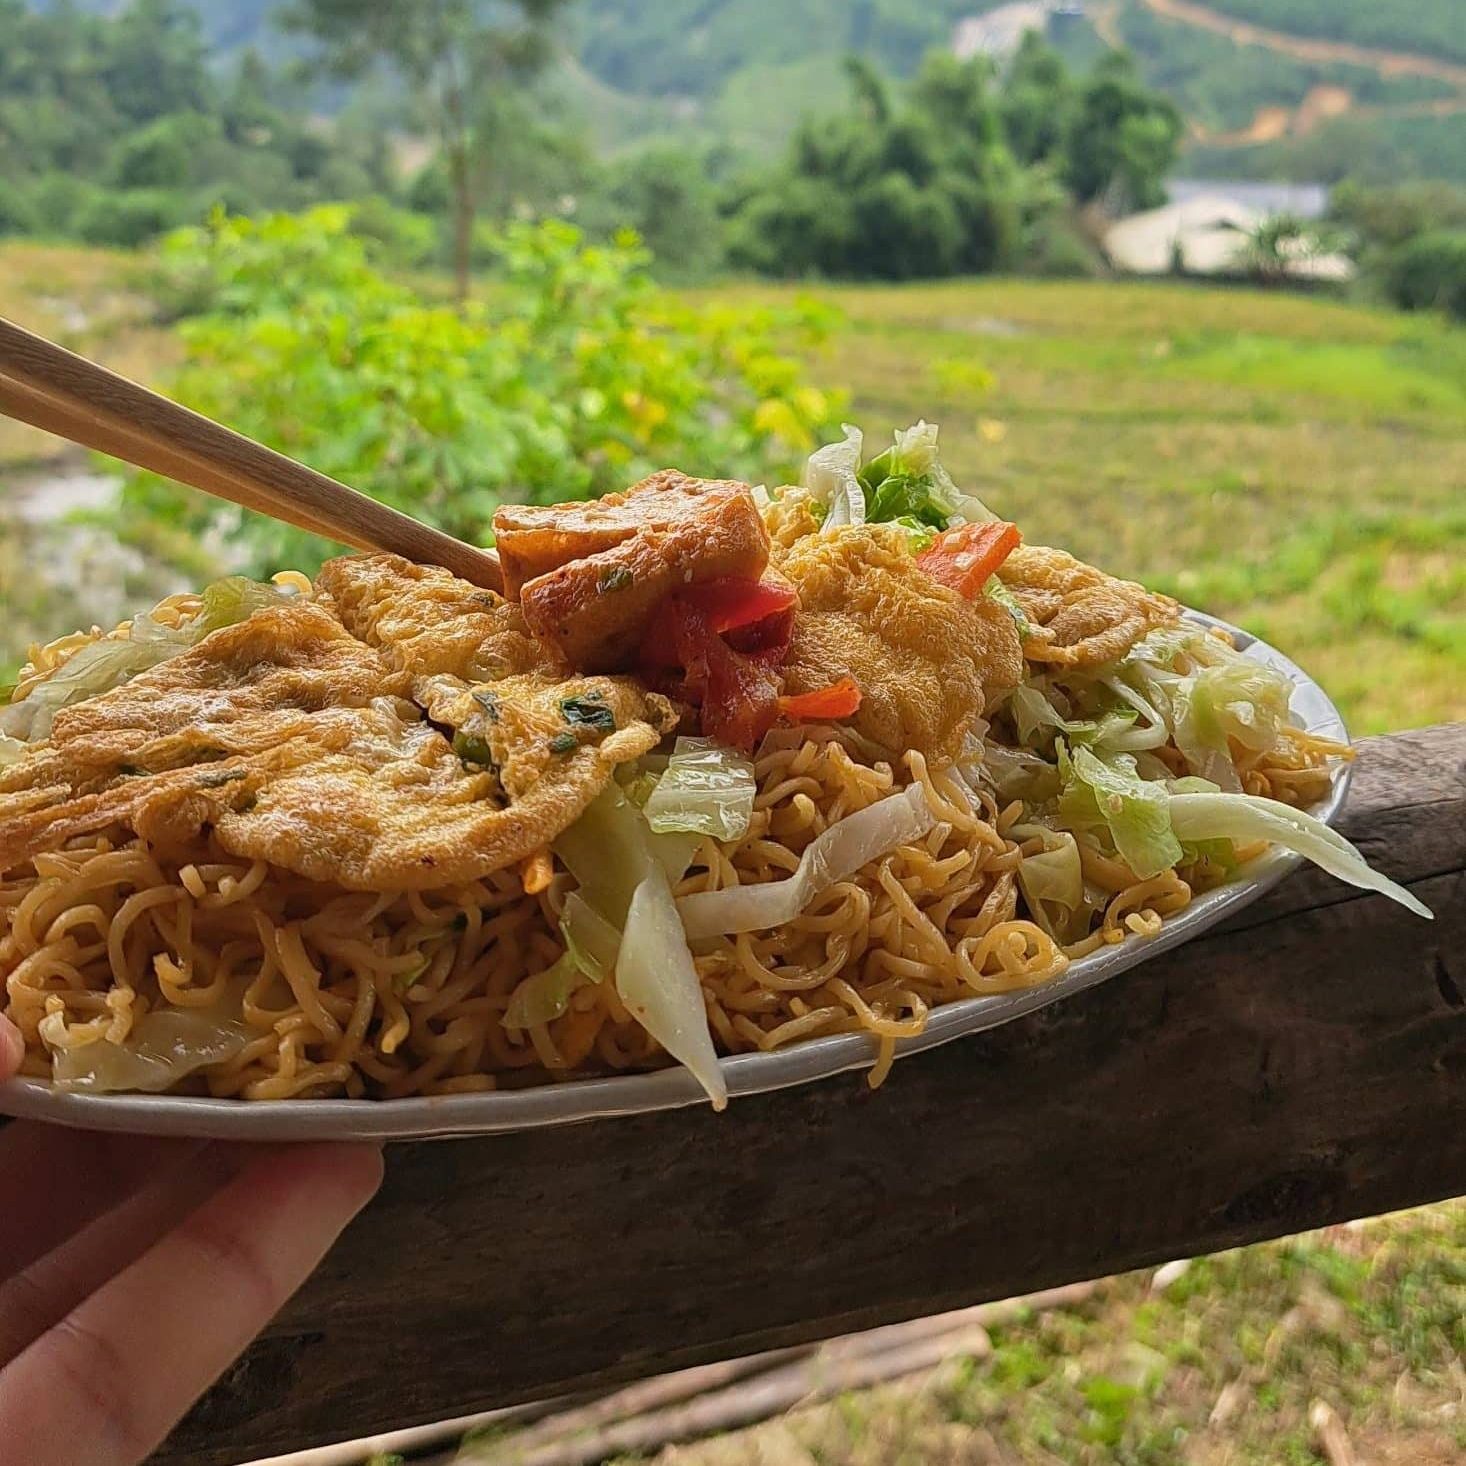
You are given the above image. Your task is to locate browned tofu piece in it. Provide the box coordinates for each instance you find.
[505,472,771,672]
[494,470,763,601]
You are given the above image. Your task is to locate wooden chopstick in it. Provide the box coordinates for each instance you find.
[0,316,504,593]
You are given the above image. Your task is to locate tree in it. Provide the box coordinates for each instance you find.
[1001,30,1073,167]
[1238,213,1316,287]
[727,51,1022,282]
[285,0,570,305]
[1062,52,1181,214]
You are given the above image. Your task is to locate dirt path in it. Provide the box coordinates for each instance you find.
[1194,87,1466,147]
[1140,0,1466,91]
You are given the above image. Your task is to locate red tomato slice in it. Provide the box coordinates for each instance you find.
[680,576,798,635]
[638,576,800,752]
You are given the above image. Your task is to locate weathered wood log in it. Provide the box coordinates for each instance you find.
[155,725,1465,1466]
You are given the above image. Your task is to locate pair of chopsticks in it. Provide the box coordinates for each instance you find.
[0,316,503,592]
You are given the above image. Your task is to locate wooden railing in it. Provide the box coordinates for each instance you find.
[155,725,1465,1466]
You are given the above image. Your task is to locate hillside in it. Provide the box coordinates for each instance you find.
[20,0,1466,179]
[1203,0,1466,69]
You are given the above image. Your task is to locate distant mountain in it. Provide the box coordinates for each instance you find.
[25,0,1465,181]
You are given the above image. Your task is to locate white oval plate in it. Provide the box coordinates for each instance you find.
[0,612,1350,1142]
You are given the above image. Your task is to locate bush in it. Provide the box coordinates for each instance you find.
[1382,231,1466,320]
[24,174,97,236]
[111,114,204,189]
[1331,180,1466,253]
[74,187,192,247]
[0,184,38,237]
[344,195,439,267]
[123,209,845,575]
[1022,212,1103,278]
[576,145,726,280]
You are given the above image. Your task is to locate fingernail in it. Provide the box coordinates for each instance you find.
[0,1014,24,1076]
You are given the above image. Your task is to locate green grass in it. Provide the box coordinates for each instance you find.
[622,1202,1466,1466]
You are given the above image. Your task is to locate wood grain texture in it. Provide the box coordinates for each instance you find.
[154,726,1465,1466]
[0,316,503,592]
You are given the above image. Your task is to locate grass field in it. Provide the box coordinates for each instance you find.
[599,1203,1465,1466]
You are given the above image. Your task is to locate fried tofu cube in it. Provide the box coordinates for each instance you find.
[497,471,770,672]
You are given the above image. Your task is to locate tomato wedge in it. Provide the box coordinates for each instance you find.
[639,576,805,751]
[917,521,1021,599]
[777,676,862,722]
[681,576,798,635]
[640,576,797,669]
[660,595,782,751]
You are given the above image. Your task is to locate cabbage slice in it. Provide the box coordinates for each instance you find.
[618,867,727,1110]
[503,951,595,1032]
[859,419,997,528]
[1172,661,1293,793]
[803,423,866,528]
[644,737,757,842]
[1012,824,1091,945]
[1168,792,1431,919]
[51,990,251,1094]
[678,785,933,940]
[1057,744,1183,880]
[554,786,725,1105]
[1,577,294,742]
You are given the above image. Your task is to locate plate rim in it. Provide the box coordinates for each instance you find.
[0,609,1353,1142]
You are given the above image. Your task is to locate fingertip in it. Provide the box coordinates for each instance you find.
[0,1013,23,1078]
[254,1141,386,1215]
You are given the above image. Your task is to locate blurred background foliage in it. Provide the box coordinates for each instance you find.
[120,207,842,574]
[4,1,1466,311]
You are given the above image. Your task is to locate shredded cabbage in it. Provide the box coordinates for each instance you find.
[859,420,997,528]
[195,576,293,634]
[984,742,1062,804]
[618,867,727,1110]
[1057,744,1184,880]
[1012,825,1090,944]
[503,893,620,1031]
[0,577,294,743]
[554,787,725,1105]
[503,952,595,1031]
[51,988,251,1093]
[1172,661,1293,792]
[803,423,866,528]
[1168,793,1431,919]
[678,784,933,940]
[1009,685,1142,756]
[644,737,757,842]
[985,576,1031,636]
[561,891,620,975]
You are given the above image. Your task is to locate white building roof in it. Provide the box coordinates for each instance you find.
[1104,196,1355,281]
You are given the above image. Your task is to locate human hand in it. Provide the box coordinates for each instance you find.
[0,1013,384,1466]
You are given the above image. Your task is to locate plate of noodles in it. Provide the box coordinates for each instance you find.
[0,421,1429,1140]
